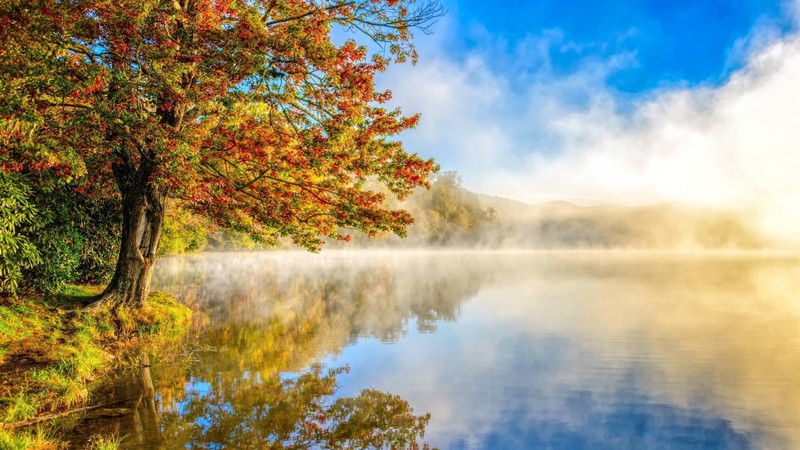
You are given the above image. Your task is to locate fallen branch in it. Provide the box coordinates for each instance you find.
[2,398,130,430]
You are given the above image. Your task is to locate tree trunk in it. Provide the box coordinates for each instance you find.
[87,162,165,310]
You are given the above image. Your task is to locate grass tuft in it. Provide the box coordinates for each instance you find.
[0,427,63,449]
[0,286,191,447]
[2,393,39,423]
[86,433,124,450]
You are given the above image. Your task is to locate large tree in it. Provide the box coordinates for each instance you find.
[0,0,442,308]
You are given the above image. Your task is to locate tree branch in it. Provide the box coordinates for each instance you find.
[41,100,93,110]
[264,1,355,27]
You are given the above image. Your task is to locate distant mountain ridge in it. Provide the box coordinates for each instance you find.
[161,173,768,252]
[475,194,764,249]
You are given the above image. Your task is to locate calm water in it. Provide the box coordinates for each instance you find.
[68,251,800,449]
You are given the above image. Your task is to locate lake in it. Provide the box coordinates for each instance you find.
[66,250,800,449]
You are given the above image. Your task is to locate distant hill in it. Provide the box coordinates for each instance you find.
[476,195,764,250]
[335,175,765,250]
[165,171,767,252]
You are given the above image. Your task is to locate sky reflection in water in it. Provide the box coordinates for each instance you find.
[150,250,800,449]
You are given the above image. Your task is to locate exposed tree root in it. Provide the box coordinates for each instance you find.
[83,291,117,311]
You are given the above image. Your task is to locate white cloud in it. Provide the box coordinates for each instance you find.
[513,35,800,240]
[380,8,800,244]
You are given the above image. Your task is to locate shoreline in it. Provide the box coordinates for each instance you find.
[0,287,191,449]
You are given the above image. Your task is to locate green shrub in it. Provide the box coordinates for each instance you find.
[31,186,120,286]
[0,173,43,295]
[25,198,84,293]
[0,173,120,295]
[72,197,119,284]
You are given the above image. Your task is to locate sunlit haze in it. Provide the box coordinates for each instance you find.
[381,0,800,244]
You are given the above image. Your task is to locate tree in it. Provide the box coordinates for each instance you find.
[415,171,496,245]
[0,0,442,308]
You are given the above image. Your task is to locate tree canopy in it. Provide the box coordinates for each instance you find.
[0,0,442,306]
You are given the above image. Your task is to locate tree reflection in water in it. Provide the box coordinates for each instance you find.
[60,353,164,449]
[68,252,800,449]
[67,252,473,448]
[159,365,431,449]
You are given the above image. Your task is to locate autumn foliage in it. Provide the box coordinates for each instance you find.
[0,0,442,306]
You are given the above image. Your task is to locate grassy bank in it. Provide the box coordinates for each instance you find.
[0,286,191,449]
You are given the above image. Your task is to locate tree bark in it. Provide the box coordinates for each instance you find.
[87,161,165,310]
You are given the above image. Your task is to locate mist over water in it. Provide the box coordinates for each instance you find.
[117,250,800,449]
[383,4,800,247]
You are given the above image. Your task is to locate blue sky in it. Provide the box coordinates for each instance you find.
[445,0,791,93]
[377,0,800,240]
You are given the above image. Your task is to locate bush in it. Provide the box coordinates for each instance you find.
[0,173,43,295]
[25,194,84,293]
[72,197,120,284]
[0,173,120,295]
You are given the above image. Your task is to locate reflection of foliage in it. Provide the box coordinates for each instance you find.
[154,253,483,376]
[123,253,490,448]
[150,252,484,441]
[159,365,433,450]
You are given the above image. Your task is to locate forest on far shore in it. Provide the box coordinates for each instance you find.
[1,168,765,297]
[147,170,769,252]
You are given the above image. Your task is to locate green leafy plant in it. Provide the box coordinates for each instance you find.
[0,173,42,295]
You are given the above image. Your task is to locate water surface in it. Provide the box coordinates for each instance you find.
[73,251,800,449]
